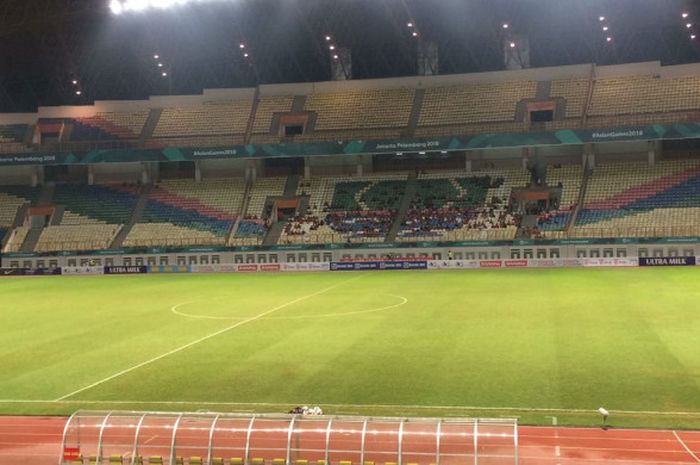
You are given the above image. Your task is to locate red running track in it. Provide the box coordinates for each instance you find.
[1,416,698,465]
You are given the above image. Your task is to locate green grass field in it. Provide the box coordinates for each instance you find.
[1,268,699,429]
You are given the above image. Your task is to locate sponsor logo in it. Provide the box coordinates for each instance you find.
[479,260,503,268]
[260,264,281,272]
[237,264,259,272]
[505,260,528,268]
[639,256,696,267]
[104,266,148,274]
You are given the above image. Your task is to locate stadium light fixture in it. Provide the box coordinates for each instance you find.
[333,54,339,60]
[75,90,82,95]
[325,35,331,41]
[606,36,612,42]
[71,80,78,85]
[599,16,605,22]
[329,45,335,50]
[502,23,509,29]
[158,63,164,67]
[509,42,516,48]
[687,23,693,28]
[239,44,245,49]
[109,0,233,15]
[603,26,609,31]
[153,54,159,60]
[243,53,249,57]
[412,31,418,37]
[407,22,413,28]
[682,13,689,19]
[692,34,697,40]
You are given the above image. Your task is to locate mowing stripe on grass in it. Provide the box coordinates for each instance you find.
[5,399,700,418]
[54,274,365,402]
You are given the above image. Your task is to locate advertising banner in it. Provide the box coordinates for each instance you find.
[0,268,26,276]
[147,265,192,274]
[504,259,529,268]
[427,260,480,269]
[330,260,428,271]
[639,256,696,267]
[259,264,282,272]
[479,260,503,268]
[237,264,259,272]
[191,264,238,273]
[282,262,330,272]
[61,266,104,275]
[104,266,148,274]
[581,258,639,267]
[2,122,700,167]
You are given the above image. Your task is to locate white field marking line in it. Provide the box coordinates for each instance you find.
[3,398,700,418]
[53,274,365,402]
[143,435,158,445]
[171,294,408,321]
[673,430,700,463]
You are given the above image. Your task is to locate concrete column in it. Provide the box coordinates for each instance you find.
[356,161,363,177]
[647,141,656,167]
[304,157,311,179]
[465,159,472,172]
[141,163,149,184]
[87,165,94,185]
[194,161,202,182]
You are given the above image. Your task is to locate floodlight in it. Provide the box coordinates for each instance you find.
[606,37,612,42]
[333,54,339,60]
[243,53,249,57]
[153,54,159,59]
[603,26,609,31]
[599,16,605,22]
[109,0,123,14]
[158,63,164,67]
[162,72,168,77]
[692,34,697,39]
[407,22,413,28]
[329,45,335,50]
[502,23,509,29]
[76,90,82,95]
[683,13,689,19]
[687,23,693,28]
[325,36,331,41]
[412,31,418,37]
[71,80,78,85]
[239,44,245,49]
[510,42,516,48]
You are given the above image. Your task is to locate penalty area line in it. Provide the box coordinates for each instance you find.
[2,399,700,418]
[53,274,365,402]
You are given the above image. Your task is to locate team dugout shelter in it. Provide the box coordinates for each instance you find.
[59,411,518,465]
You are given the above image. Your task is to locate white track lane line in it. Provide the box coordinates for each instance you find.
[54,274,364,401]
[673,430,700,463]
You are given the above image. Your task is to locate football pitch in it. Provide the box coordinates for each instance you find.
[1,268,699,429]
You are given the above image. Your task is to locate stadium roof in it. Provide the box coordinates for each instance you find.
[1,0,700,112]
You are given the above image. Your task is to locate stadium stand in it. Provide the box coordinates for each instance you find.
[124,178,246,248]
[251,95,295,134]
[283,172,408,244]
[151,99,253,146]
[0,124,29,152]
[246,177,287,218]
[588,75,700,117]
[572,160,700,237]
[34,224,122,252]
[397,168,529,242]
[0,186,40,251]
[296,88,413,142]
[75,110,148,140]
[550,78,589,119]
[3,226,30,253]
[417,81,537,128]
[534,164,584,238]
